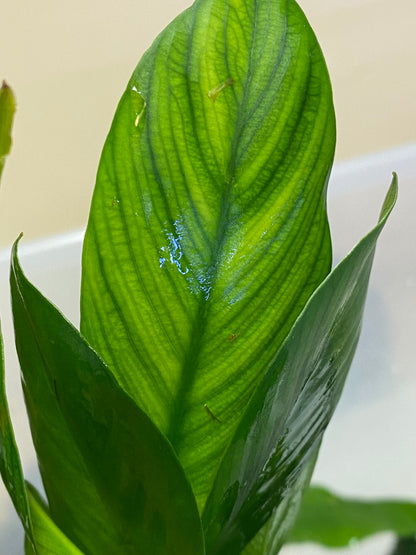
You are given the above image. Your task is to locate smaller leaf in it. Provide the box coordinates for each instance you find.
[202,176,397,555]
[11,241,205,555]
[24,483,83,555]
[0,80,16,179]
[0,323,35,550]
[289,486,416,547]
[11,246,125,552]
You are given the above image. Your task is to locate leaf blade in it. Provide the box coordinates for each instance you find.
[201,177,398,554]
[11,243,204,555]
[81,0,335,509]
[10,240,126,554]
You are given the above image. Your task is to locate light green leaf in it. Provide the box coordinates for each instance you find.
[11,242,204,555]
[201,176,397,555]
[289,485,416,548]
[81,0,335,510]
[24,484,83,555]
[0,323,35,551]
[0,80,16,179]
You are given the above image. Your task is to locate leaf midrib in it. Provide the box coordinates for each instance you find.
[162,0,256,452]
[162,1,296,454]
[165,180,235,449]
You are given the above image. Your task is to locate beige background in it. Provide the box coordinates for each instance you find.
[0,0,415,247]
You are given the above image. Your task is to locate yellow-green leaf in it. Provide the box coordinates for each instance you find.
[81,0,335,511]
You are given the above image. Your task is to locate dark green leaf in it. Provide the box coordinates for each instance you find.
[0,80,15,179]
[11,242,204,555]
[10,239,128,554]
[289,486,416,548]
[81,0,335,511]
[0,323,35,550]
[242,448,319,555]
[201,176,398,555]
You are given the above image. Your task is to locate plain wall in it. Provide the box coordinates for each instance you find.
[1,0,415,246]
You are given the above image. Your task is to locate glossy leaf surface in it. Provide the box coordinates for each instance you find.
[81,0,335,509]
[24,484,83,555]
[201,177,397,555]
[289,486,416,548]
[0,80,15,178]
[242,448,319,555]
[11,243,204,555]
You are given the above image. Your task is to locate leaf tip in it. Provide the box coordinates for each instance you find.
[0,80,16,113]
[0,81,16,175]
[10,233,25,286]
[11,232,24,258]
[378,173,398,224]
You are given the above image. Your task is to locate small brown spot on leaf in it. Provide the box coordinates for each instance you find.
[204,403,222,424]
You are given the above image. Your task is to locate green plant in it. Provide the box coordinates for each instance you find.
[0,0,415,553]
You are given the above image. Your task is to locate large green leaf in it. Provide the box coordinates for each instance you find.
[10,242,204,555]
[0,80,15,179]
[288,485,416,548]
[201,177,397,555]
[81,0,335,509]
